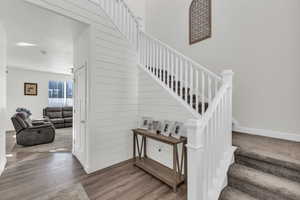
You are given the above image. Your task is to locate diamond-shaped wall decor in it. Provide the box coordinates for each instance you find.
[189,0,211,45]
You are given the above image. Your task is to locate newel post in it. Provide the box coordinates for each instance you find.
[221,70,234,148]
[186,119,205,200]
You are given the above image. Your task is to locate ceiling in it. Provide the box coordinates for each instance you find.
[0,0,87,74]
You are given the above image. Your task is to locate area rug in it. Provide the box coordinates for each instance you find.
[34,184,90,200]
[11,128,72,153]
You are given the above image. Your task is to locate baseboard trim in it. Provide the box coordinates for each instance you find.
[234,126,300,142]
[85,159,133,175]
[0,157,7,176]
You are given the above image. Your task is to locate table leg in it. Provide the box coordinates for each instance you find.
[144,136,147,158]
[184,141,187,182]
[133,133,136,161]
[173,144,177,192]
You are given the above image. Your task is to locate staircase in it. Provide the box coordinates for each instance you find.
[138,32,220,117]
[220,132,300,200]
[96,0,234,200]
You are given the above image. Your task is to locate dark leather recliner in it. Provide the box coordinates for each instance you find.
[11,112,56,146]
[43,107,73,129]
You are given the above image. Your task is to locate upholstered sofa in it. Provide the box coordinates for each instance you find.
[43,107,73,129]
[11,112,55,146]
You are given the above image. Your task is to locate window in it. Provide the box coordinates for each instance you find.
[48,80,73,107]
[66,80,73,98]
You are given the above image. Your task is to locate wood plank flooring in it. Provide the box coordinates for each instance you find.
[1,135,186,200]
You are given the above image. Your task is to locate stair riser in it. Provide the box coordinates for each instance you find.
[229,177,294,200]
[236,155,300,183]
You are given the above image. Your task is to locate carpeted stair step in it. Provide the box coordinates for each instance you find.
[228,164,300,200]
[219,186,258,200]
[235,148,300,183]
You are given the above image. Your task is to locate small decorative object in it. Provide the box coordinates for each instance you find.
[189,0,211,45]
[16,108,32,116]
[24,83,38,96]
[171,122,184,139]
[160,120,173,137]
[140,117,153,130]
[152,120,162,134]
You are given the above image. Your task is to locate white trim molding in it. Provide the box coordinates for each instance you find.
[0,157,7,176]
[234,126,300,142]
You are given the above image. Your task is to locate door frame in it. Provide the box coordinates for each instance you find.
[24,0,92,173]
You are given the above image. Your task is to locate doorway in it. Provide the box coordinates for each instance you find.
[0,0,89,172]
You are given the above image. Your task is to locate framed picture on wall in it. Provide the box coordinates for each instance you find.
[24,83,38,96]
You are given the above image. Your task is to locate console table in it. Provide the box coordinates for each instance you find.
[132,129,187,192]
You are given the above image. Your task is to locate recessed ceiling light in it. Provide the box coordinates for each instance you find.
[16,42,37,47]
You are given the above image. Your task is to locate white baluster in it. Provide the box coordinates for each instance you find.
[195,70,199,113]
[190,63,193,106]
[158,45,161,80]
[174,55,178,94]
[171,53,174,91]
[112,0,116,22]
[215,79,218,99]
[208,77,212,104]
[179,57,183,97]
[185,61,188,104]
[201,72,205,116]
[166,48,171,87]
[162,47,165,82]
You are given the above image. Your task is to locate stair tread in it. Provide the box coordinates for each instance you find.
[229,164,300,200]
[233,132,300,171]
[235,148,300,171]
[220,186,259,200]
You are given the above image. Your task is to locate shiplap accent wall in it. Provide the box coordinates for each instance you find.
[138,68,196,167]
[25,0,138,173]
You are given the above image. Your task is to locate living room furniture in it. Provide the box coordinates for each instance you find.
[132,129,187,192]
[43,107,73,129]
[11,112,56,146]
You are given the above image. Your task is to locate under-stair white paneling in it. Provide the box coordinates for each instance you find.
[138,68,196,168]
[25,0,138,173]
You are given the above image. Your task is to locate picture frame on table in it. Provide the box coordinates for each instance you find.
[170,122,184,139]
[140,117,153,130]
[160,120,173,137]
[152,120,162,134]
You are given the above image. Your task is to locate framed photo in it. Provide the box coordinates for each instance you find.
[24,83,38,96]
[160,120,173,137]
[171,122,184,139]
[140,117,153,130]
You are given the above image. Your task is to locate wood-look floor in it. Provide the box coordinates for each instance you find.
[1,138,186,200]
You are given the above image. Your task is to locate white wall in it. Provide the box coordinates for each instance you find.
[138,68,195,167]
[6,67,72,130]
[0,23,7,175]
[145,0,300,135]
[25,0,139,173]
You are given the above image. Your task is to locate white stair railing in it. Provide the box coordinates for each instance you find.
[96,0,139,48]
[139,32,222,116]
[94,0,234,199]
[186,70,234,200]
